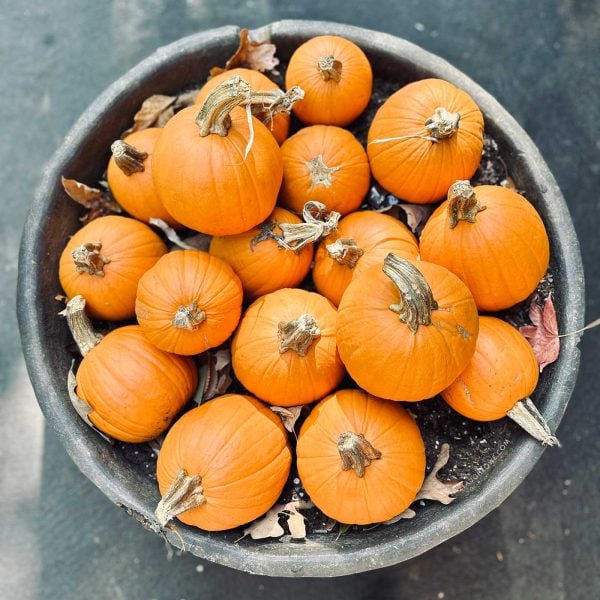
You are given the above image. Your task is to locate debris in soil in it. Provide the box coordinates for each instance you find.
[471,135,511,187]
[414,443,464,504]
[519,294,560,372]
[194,347,233,405]
[61,176,122,223]
[118,441,159,481]
[238,499,313,541]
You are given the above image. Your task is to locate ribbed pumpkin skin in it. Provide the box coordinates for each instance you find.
[59,215,167,321]
[419,185,550,311]
[209,207,313,300]
[135,250,243,355]
[285,35,373,126]
[337,260,479,401]
[296,389,426,525]
[152,106,282,236]
[279,125,370,215]
[313,211,419,306]
[195,68,290,145]
[76,325,197,443]
[106,128,180,227]
[231,289,345,406]
[442,316,539,421]
[156,394,292,531]
[367,79,484,204]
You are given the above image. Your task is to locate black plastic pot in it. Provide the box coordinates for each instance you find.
[17,21,585,577]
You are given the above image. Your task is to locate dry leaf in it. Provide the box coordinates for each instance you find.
[123,94,176,135]
[519,294,560,372]
[415,443,464,504]
[149,218,195,249]
[180,232,212,252]
[383,508,417,525]
[210,28,279,76]
[194,347,233,405]
[61,177,122,223]
[397,203,436,234]
[239,500,313,541]
[270,405,303,437]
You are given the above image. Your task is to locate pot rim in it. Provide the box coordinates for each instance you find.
[17,20,585,577]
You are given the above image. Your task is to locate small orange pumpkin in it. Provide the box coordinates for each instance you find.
[442,316,559,445]
[337,254,479,401]
[279,125,370,215]
[195,68,290,144]
[419,181,550,311]
[156,394,292,531]
[296,389,426,525]
[209,207,313,300]
[63,296,197,443]
[312,211,419,306]
[58,215,167,321]
[135,250,243,356]
[367,78,484,204]
[106,128,180,227]
[231,288,345,406]
[285,35,373,126]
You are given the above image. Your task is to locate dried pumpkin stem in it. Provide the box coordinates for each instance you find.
[506,397,561,447]
[195,75,304,137]
[110,140,148,175]
[278,314,321,356]
[447,180,486,228]
[318,55,342,82]
[337,431,382,477]
[72,241,110,277]
[383,253,438,333]
[425,106,461,139]
[155,468,207,527]
[307,154,340,188]
[172,301,206,330]
[60,295,103,356]
[326,238,364,268]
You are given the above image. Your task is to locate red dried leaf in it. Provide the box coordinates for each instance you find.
[210,28,279,76]
[519,295,560,372]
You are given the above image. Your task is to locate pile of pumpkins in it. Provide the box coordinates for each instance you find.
[58,35,554,531]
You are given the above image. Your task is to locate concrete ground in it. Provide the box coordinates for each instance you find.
[1,1,598,598]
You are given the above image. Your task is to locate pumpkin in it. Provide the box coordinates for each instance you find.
[135,249,243,356]
[63,296,197,443]
[279,125,370,215]
[231,288,345,406]
[419,181,550,311]
[209,207,313,300]
[337,253,479,401]
[441,316,559,445]
[152,76,302,236]
[58,215,167,321]
[155,394,292,531]
[296,389,426,524]
[367,78,484,204]
[195,68,290,144]
[312,211,419,306]
[106,128,180,227]
[285,35,373,126]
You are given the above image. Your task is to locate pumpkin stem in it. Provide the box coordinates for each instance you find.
[326,238,364,268]
[195,75,304,137]
[382,253,438,333]
[155,468,207,527]
[447,180,486,228]
[172,301,206,330]
[110,140,148,175]
[506,397,561,447]
[318,55,343,82]
[306,154,340,188]
[59,295,103,356]
[337,431,382,477]
[71,241,110,277]
[425,106,461,139]
[278,314,321,356]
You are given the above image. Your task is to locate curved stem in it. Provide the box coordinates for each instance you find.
[110,140,148,175]
[382,253,438,333]
[155,469,207,527]
[506,397,561,447]
[337,432,382,477]
[326,238,364,268]
[425,106,461,139]
[318,55,342,82]
[172,301,206,330]
[447,180,486,228]
[278,314,321,357]
[71,241,110,277]
[60,295,103,356]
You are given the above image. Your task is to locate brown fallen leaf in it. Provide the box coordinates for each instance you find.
[194,347,233,405]
[61,177,122,223]
[210,28,279,76]
[519,294,560,372]
[123,94,176,136]
[397,203,436,234]
[270,405,303,438]
[415,443,464,504]
[149,218,196,249]
[382,508,417,525]
[237,499,313,541]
